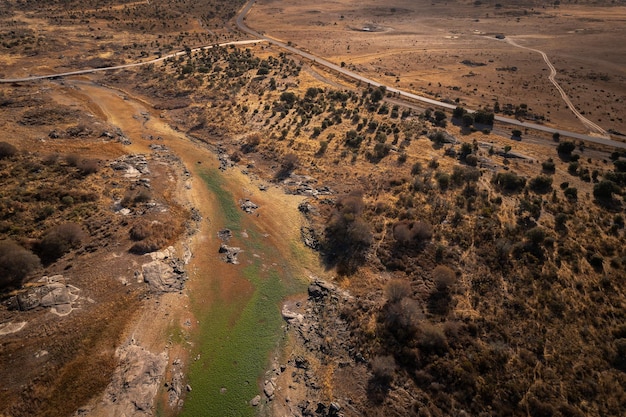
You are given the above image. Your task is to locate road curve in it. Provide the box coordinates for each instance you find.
[236,0,626,150]
[504,37,607,136]
[0,40,264,83]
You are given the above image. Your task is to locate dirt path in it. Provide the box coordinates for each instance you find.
[504,37,608,136]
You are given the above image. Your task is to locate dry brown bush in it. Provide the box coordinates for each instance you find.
[432,265,456,292]
[418,323,448,355]
[0,239,40,289]
[393,220,433,243]
[76,158,99,176]
[385,297,421,341]
[129,220,152,241]
[384,278,412,304]
[370,355,396,385]
[65,153,80,167]
[37,223,85,263]
[0,142,17,159]
[129,219,180,254]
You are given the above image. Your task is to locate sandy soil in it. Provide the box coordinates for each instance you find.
[246,0,626,136]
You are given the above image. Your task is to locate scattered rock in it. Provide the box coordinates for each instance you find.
[0,322,27,335]
[219,244,241,264]
[218,152,235,171]
[250,395,261,406]
[263,380,275,399]
[100,343,167,414]
[300,227,320,250]
[294,356,309,370]
[281,305,304,323]
[217,228,233,241]
[307,283,326,300]
[298,201,315,214]
[141,248,187,292]
[4,275,81,316]
[240,199,259,214]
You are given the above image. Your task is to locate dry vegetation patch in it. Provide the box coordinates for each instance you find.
[1,0,626,416]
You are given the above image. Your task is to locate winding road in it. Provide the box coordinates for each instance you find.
[0,39,263,83]
[504,37,607,136]
[235,0,625,150]
[1,0,624,149]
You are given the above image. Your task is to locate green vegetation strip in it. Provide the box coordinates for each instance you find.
[183,264,286,416]
[199,170,242,231]
[181,169,303,416]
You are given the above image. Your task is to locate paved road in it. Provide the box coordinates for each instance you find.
[235,0,626,150]
[0,39,263,83]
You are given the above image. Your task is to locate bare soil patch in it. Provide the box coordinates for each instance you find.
[247,0,626,136]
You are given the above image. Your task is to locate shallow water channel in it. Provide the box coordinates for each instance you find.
[180,169,307,416]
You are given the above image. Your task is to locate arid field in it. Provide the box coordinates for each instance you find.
[1,1,626,417]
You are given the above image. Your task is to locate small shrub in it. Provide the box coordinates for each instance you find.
[0,240,41,289]
[557,141,576,156]
[436,172,450,190]
[133,189,152,204]
[393,221,433,243]
[418,324,448,355]
[594,180,620,201]
[77,158,99,175]
[432,265,456,292]
[130,220,152,241]
[385,279,412,304]
[493,172,526,193]
[129,241,160,255]
[0,141,18,159]
[370,355,396,386]
[37,223,85,263]
[529,175,553,194]
[410,162,423,176]
[564,187,578,201]
[65,153,80,166]
[541,159,555,173]
[385,297,421,340]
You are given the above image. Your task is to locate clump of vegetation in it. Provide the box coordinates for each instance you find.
[128,218,181,255]
[493,171,526,192]
[36,223,85,264]
[0,239,40,289]
[0,141,18,159]
[323,191,372,275]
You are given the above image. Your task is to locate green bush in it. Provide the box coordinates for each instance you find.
[493,172,526,192]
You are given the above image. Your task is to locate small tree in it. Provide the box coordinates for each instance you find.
[593,180,620,201]
[384,279,412,304]
[557,141,576,156]
[453,106,466,119]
